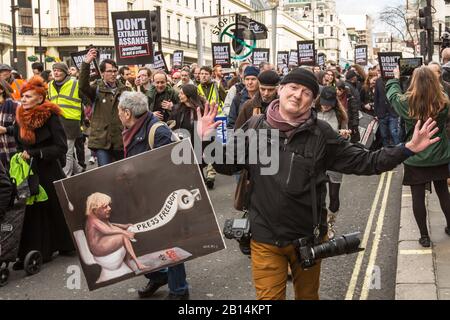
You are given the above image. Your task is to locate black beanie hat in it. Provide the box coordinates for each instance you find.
[258,70,280,86]
[280,68,320,98]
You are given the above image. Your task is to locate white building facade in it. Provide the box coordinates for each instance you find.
[340,14,374,63]
[0,0,314,77]
[281,0,354,66]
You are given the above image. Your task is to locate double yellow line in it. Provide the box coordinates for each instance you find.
[345,171,394,300]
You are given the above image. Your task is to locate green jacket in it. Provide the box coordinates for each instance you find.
[79,62,131,150]
[386,79,450,167]
[9,154,48,205]
[145,85,179,112]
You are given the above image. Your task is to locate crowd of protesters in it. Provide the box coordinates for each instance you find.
[0,46,449,300]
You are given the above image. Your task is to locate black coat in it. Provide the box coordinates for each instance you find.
[213,110,410,247]
[0,160,13,219]
[170,104,198,139]
[126,112,173,158]
[14,113,74,262]
[344,81,362,142]
[374,78,398,119]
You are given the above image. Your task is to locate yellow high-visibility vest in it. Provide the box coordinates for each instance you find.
[198,82,224,115]
[48,79,82,121]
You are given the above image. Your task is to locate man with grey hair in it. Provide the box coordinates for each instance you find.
[117,91,190,300]
[118,91,173,157]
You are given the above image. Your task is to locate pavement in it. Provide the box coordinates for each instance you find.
[395,183,450,300]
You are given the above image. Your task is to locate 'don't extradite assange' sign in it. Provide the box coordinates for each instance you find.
[378,52,403,80]
[355,45,368,66]
[112,10,154,65]
[212,43,231,68]
[297,40,315,66]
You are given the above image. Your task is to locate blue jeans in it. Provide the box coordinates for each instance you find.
[95,149,124,167]
[378,115,401,147]
[145,263,189,295]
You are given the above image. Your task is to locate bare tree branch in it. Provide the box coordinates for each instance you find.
[378,4,418,55]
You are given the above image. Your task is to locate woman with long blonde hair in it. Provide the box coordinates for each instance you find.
[387,66,450,247]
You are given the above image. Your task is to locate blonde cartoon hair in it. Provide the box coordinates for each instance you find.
[86,193,112,216]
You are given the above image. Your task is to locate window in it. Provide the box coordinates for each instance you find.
[177,18,181,45]
[94,0,109,35]
[194,0,197,10]
[330,27,333,37]
[210,0,212,16]
[167,15,171,41]
[58,0,70,35]
[186,0,189,6]
[446,16,450,29]
[202,25,206,46]
[18,0,33,35]
[186,21,190,46]
[202,0,205,13]
[330,14,333,22]
[319,39,325,48]
[127,1,133,11]
[318,27,324,34]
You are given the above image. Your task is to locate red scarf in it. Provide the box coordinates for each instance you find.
[266,100,311,138]
[122,113,149,157]
[16,101,61,144]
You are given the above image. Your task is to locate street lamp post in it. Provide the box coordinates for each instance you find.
[268,0,279,67]
[36,0,43,62]
[303,8,323,63]
[10,0,18,70]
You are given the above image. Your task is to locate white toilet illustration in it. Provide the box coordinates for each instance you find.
[73,230,134,284]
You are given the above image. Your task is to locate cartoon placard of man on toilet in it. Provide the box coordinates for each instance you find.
[54,140,226,291]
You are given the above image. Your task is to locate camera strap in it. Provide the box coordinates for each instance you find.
[242,114,266,213]
[308,128,322,244]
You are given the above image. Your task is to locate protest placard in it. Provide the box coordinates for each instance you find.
[355,45,368,66]
[251,48,270,67]
[70,49,101,80]
[317,53,326,67]
[172,50,184,69]
[378,52,403,80]
[54,140,225,291]
[288,49,298,67]
[150,51,169,73]
[297,40,315,66]
[277,51,289,75]
[112,10,154,65]
[212,43,231,68]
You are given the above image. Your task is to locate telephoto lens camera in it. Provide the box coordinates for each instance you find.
[223,218,251,255]
[293,232,364,269]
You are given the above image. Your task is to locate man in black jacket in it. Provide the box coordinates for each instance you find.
[196,68,439,300]
[344,70,362,143]
[374,77,401,146]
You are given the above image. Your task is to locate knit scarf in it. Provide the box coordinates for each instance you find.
[16,101,61,144]
[122,112,149,157]
[266,100,311,138]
